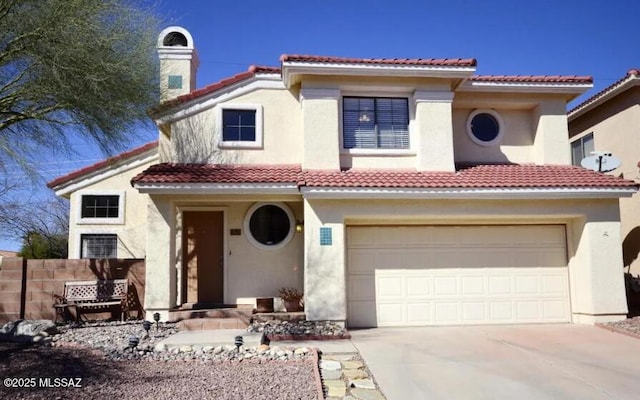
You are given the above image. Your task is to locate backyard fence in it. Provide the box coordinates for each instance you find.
[0,258,145,324]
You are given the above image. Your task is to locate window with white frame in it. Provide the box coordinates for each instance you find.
[81,195,119,218]
[571,133,594,166]
[343,97,409,149]
[80,234,117,259]
[78,192,124,224]
[218,104,263,148]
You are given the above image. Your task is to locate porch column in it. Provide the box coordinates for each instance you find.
[143,195,176,321]
[570,220,628,323]
[303,199,347,323]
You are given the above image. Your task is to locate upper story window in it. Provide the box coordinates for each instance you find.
[343,97,409,150]
[571,133,594,166]
[218,104,263,149]
[466,109,504,146]
[77,191,125,224]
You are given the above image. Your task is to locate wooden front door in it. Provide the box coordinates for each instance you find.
[182,211,224,304]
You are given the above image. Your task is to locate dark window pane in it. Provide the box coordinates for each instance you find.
[471,113,500,142]
[223,126,239,141]
[249,205,290,246]
[81,195,119,218]
[222,109,256,142]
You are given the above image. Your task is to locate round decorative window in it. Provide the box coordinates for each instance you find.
[244,202,295,250]
[466,109,503,146]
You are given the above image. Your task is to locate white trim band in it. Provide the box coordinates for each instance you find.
[300,186,637,199]
[134,182,300,195]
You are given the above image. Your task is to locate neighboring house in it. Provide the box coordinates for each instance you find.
[568,69,640,275]
[50,26,638,328]
[47,141,158,259]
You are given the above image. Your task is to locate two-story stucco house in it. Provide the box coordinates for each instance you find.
[50,26,638,327]
[568,69,640,277]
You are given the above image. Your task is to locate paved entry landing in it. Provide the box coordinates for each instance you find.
[350,324,640,400]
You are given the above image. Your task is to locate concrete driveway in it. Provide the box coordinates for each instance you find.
[350,325,640,400]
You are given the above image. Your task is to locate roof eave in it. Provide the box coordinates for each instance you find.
[281,62,476,88]
[300,186,637,199]
[568,77,640,121]
[133,182,301,195]
[458,80,593,99]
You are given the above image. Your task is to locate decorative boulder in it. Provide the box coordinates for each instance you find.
[0,319,58,343]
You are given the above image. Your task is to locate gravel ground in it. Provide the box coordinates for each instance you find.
[0,321,320,400]
[604,315,640,336]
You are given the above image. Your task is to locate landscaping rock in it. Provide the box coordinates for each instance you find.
[320,360,342,370]
[322,369,342,380]
[351,388,386,400]
[342,360,364,369]
[350,378,376,389]
[343,369,369,380]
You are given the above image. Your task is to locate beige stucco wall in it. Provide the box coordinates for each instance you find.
[453,108,534,163]
[144,194,304,320]
[303,197,627,324]
[569,88,640,274]
[170,89,303,165]
[67,159,155,259]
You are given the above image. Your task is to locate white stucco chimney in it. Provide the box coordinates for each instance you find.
[157,26,199,101]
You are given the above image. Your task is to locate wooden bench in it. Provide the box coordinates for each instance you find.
[54,279,129,322]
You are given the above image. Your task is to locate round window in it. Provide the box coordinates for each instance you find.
[466,109,503,146]
[244,203,295,250]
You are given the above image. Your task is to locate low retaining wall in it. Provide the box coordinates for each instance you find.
[0,258,145,323]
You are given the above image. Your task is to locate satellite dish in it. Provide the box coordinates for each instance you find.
[580,152,621,173]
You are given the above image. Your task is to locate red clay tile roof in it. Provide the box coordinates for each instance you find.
[303,164,635,188]
[568,69,640,117]
[131,163,637,189]
[149,65,281,115]
[280,54,477,67]
[470,75,593,84]
[47,141,158,189]
[131,164,304,185]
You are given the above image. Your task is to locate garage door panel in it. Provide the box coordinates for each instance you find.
[461,276,484,295]
[348,275,375,301]
[434,303,460,322]
[378,303,404,325]
[406,276,431,297]
[488,276,513,295]
[347,225,570,328]
[348,301,376,327]
[434,276,458,296]
[462,302,486,321]
[377,276,403,297]
[407,303,430,323]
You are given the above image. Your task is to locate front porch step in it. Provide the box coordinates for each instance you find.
[168,307,253,323]
[178,317,249,331]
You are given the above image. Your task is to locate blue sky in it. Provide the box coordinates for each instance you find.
[1,0,637,251]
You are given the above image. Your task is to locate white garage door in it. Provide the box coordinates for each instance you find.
[347,225,570,327]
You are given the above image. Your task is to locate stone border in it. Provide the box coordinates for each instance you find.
[310,348,326,400]
[595,323,640,340]
[268,333,352,341]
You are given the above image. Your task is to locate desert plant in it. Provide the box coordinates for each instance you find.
[278,287,303,302]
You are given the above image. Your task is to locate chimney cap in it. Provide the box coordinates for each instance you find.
[158,26,194,50]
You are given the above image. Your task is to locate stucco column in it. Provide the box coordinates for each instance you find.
[303,199,346,322]
[570,220,628,323]
[533,100,571,165]
[413,90,455,172]
[143,195,176,321]
[301,88,341,170]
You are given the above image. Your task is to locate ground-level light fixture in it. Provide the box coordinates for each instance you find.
[153,312,160,330]
[143,320,152,334]
[234,335,244,351]
[128,335,140,350]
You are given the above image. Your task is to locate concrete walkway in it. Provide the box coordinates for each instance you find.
[350,324,640,400]
[157,329,356,353]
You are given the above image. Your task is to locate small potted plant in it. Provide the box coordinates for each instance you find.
[279,287,303,312]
